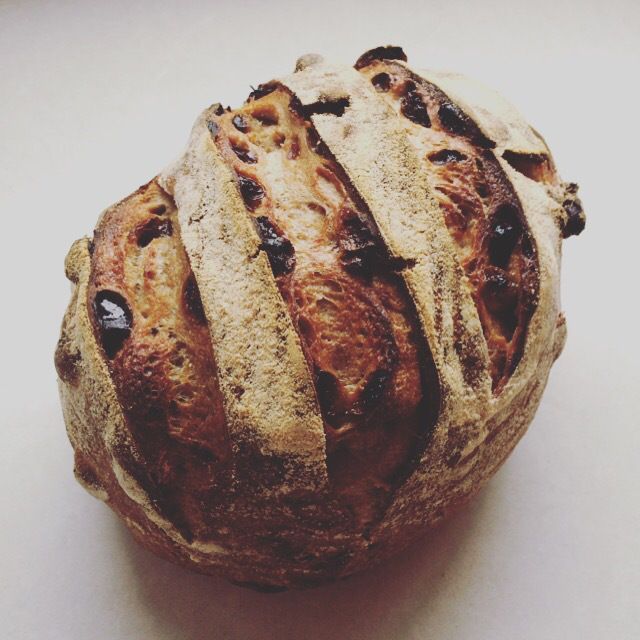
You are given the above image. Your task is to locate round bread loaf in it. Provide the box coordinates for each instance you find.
[55,46,585,590]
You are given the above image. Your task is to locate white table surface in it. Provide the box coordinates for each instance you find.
[1,1,639,638]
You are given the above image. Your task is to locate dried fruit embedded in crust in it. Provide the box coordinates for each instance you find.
[210,86,439,524]
[88,180,231,541]
[358,60,542,392]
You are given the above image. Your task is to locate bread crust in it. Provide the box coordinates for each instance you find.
[55,46,582,589]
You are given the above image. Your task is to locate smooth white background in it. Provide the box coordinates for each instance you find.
[1,1,638,638]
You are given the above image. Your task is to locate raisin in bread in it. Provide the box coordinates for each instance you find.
[55,46,585,591]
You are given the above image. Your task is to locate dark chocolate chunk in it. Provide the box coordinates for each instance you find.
[136,218,172,247]
[476,182,490,198]
[299,97,350,118]
[487,205,522,269]
[438,102,470,136]
[354,45,407,70]
[359,368,391,410]
[338,207,383,276]
[231,143,257,164]
[566,182,579,195]
[428,149,467,164]
[562,199,586,238]
[482,269,519,338]
[314,368,341,423]
[371,72,391,92]
[183,274,206,325]
[481,269,518,315]
[247,83,276,102]
[400,84,431,128]
[237,174,265,211]
[438,101,495,148]
[93,290,133,358]
[254,216,296,276]
[232,115,250,133]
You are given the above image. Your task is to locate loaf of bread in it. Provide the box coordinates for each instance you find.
[55,46,585,590]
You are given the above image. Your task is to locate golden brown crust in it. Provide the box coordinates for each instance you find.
[55,45,583,590]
